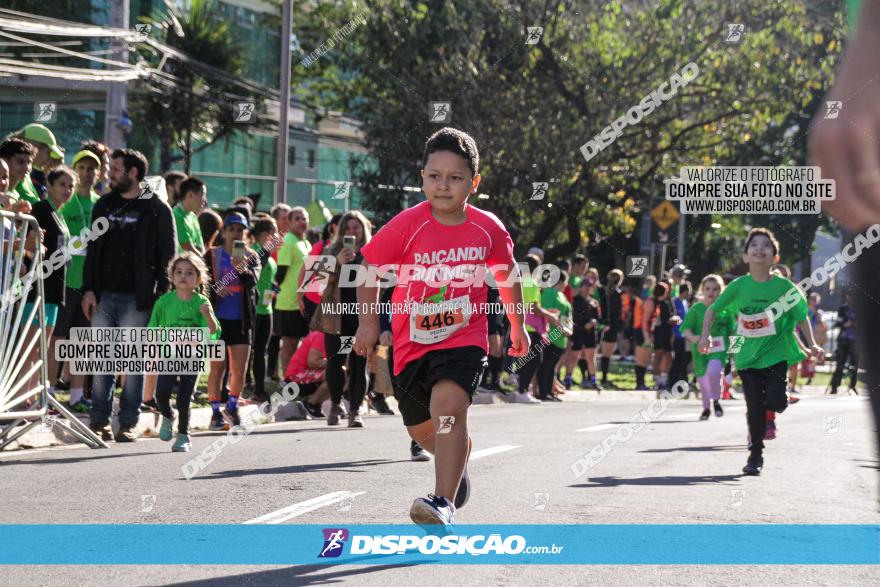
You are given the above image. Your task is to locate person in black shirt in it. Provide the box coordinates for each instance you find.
[570,277,602,390]
[643,280,681,392]
[830,290,859,395]
[599,269,624,386]
[320,211,372,427]
[24,167,75,398]
[81,149,176,443]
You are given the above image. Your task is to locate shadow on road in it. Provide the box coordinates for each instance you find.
[187,459,407,480]
[0,451,156,466]
[162,563,424,586]
[639,445,743,453]
[571,474,743,487]
[606,420,697,425]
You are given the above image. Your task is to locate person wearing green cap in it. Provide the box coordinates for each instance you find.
[19,123,63,201]
[53,149,103,411]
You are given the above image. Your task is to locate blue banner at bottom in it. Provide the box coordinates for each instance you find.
[1,525,878,565]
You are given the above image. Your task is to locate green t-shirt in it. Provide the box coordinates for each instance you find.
[523,272,541,333]
[569,274,583,290]
[173,205,204,253]
[255,256,277,316]
[276,232,311,311]
[541,287,572,349]
[148,291,220,339]
[681,301,736,377]
[709,274,808,370]
[15,176,40,204]
[61,191,100,290]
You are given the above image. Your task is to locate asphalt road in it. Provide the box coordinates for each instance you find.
[1,390,878,585]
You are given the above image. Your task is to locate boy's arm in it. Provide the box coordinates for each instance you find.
[354,259,381,358]
[493,263,529,357]
[797,318,825,359]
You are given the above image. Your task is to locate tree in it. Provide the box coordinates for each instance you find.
[296,0,845,271]
[131,0,266,173]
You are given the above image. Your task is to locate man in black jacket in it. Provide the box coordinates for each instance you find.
[81,149,176,442]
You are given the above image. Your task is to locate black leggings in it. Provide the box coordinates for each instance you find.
[156,374,198,434]
[739,361,789,455]
[325,333,368,412]
[830,337,859,391]
[538,344,565,398]
[267,334,281,379]
[251,313,272,397]
[516,331,545,393]
[669,337,692,386]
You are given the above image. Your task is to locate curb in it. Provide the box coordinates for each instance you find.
[1,385,834,452]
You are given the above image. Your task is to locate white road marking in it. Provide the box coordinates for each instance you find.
[576,424,618,432]
[243,491,366,525]
[469,444,520,460]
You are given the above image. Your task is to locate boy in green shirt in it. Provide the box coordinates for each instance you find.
[700,228,823,476]
[173,177,207,255]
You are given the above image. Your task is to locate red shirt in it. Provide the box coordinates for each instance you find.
[360,200,514,374]
[284,331,326,383]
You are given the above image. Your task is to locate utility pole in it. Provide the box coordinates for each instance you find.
[276,0,293,205]
[676,205,686,266]
[104,0,129,149]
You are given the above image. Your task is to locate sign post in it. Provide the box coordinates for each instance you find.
[649,200,681,276]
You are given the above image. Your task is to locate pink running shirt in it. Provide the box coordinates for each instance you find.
[360,200,514,374]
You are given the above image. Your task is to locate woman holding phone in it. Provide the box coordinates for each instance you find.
[316,210,372,427]
[204,213,261,430]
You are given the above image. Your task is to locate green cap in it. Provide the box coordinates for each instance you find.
[71,149,101,167]
[21,123,63,159]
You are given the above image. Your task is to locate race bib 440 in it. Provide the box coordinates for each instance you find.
[737,311,776,338]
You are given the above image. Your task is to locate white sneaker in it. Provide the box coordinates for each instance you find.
[410,494,455,527]
[516,392,542,404]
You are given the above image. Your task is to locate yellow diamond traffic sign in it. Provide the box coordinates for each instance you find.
[650,200,680,231]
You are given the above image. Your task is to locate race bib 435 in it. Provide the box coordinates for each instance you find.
[737,311,776,338]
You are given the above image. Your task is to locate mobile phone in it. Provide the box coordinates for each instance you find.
[232,240,245,261]
[343,235,356,250]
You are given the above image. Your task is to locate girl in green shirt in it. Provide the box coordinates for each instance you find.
[682,274,736,421]
[149,252,220,452]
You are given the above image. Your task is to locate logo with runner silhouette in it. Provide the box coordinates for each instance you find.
[723,23,745,45]
[318,528,349,558]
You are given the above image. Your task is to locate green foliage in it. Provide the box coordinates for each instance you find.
[131,0,263,173]
[296,0,844,270]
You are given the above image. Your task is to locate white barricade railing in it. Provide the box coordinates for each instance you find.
[0,209,106,450]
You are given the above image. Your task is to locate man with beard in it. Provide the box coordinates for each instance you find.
[81,148,176,443]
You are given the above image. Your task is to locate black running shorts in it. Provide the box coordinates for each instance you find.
[393,346,488,426]
[275,309,309,338]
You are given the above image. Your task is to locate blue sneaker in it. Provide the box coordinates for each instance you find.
[454,467,470,509]
[209,411,228,431]
[410,494,455,527]
[159,415,174,441]
[172,433,191,452]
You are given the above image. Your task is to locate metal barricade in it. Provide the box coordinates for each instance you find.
[0,209,106,450]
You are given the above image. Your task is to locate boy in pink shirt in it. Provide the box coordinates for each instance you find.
[354,127,529,527]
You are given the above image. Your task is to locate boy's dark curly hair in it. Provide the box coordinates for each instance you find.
[422,127,479,176]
